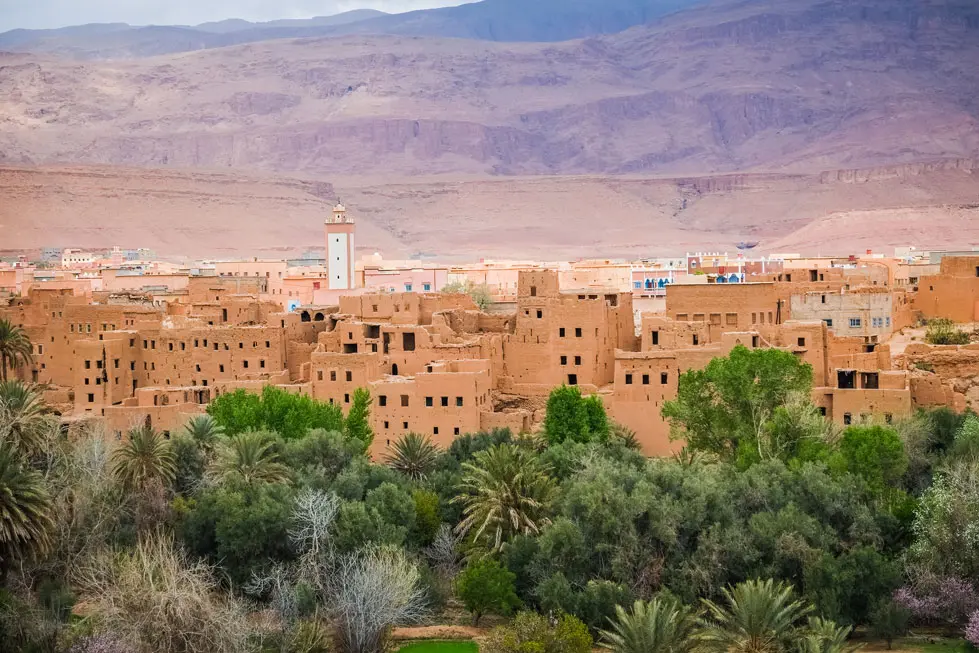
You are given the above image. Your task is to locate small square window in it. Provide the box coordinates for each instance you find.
[456,397,463,407]
[574,355,581,365]
[403,421,409,429]
[401,395,409,407]
[536,310,543,319]
[441,396,448,407]
[379,395,387,406]
[559,327,566,337]
[560,355,567,365]
[433,426,439,435]
[426,396,433,407]
[642,374,649,385]
[330,371,337,381]
[454,427,460,435]
[344,393,350,403]
[575,327,582,337]
[661,372,668,384]
[625,373,633,385]
[345,371,352,382]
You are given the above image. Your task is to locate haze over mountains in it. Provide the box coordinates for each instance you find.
[1,0,978,257]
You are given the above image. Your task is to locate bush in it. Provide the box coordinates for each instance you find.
[457,558,521,625]
[484,611,592,653]
[870,599,910,650]
[925,319,971,346]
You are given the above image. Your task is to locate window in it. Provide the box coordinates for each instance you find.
[330,370,337,381]
[456,397,463,407]
[559,327,566,337]
[575,327,582,338]
[676,313,688,321]
[560,355,567,365]
[692,335,699,346]
[130,361,135,371]
[401,395,409,407]
[661,372,668,384]
[837,370,856,389]
[423,283,431,292]
[344,393,350,403]
[861,372,879,389]
[536,310,543,319]
[530,285,537,297]
[168,343,173,351]
[345,371,352,382]
[821,294,826,304]
[752,335,760,348]
[843,413,852,425]
[433,426,439,435]
[243,360,249,368]
[849,318,862,328]
[426,397,433,407]
[824,319,833,327]
[651,331,659,345]
[384,421,389,429]
[885,413,893,424]
[642,374,650,385]
[886,317,891,327]
[405,283,412,292]
[797,337,806,347]
[403,422,409,429]
[260,360,266,369]
[567,374,578,385]
[378,395,388,407]
[625,373,633,385]
[87,393,94,403]
[403,333,416,351]
[84,360,91,369]
[220,365,226,373]
[441,396,449,407]
[574,355,581,366]
[454,427,460,435]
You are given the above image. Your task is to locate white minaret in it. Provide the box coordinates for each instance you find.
[325,202,356,290]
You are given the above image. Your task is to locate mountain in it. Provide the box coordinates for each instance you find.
[1,0,976,177]
[0,0,708,59]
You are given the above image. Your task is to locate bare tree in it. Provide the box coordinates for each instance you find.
[423,524,462,578]
[76,534,251,653]
[327,546,428,653]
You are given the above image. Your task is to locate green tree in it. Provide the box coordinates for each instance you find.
[456,558,521,625]
[830,425,907,497]
[907,462,979,579]
[0,319,32,382]
[544,385,600,445]
[600,598,699,653]
[182,414,223,452]
[795,617,859,653]
[869,600,910,650]
[111,425,176,492]
[207,386,344,439]
[442,280,493,310]
[662,345,814,464]
[454,444,557,552]
[0,439,53,578]
[412,489,441,546]
[345,388,374,447]
[181,482,295,585]
[698,579,812,653]
[0,380,52,456]
[949,414,979,463]
[386,433,440,481]
[213,431,290,486]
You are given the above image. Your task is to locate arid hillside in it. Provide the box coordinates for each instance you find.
[1,0,978,177]
[3,161,977,260]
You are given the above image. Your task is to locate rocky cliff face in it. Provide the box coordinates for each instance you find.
[0,0,977,177]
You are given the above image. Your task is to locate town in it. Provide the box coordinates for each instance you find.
[3,202,976,457]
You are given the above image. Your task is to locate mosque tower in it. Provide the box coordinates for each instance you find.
[325,201,355,290]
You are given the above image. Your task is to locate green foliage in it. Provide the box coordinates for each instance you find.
[543,385,608,445]
[111,425,176,492]
[456,558,521,625]
[0,439,53,573]
[181,482,295,585]
[0,380,52,456]
[213,431,291,486]
[397,642,479,653]
[0,318,33,382]
[345,388,374,447]
[795,616,860,653]
[599,597,699,653]
[869,599,910,650]
[698,579,812,653]
[207,386,344,440]
[485,611,592,653]
[441,280,493,310]
[412,489,442,547]
[536,573,632,632]
[829,425,908,497]
[908,462,979,579]
[171,435,207,496]
[925,319,971,346]
[387,433,441,481]
[950,415,979,463]
[662,345,815,465]
[454,444,557,553]
[803,547,902,626]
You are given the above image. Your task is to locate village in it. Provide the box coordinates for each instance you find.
[2,202,977,457]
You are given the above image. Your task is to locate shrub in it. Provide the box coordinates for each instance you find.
[456,558,521,625]
[925,319,970,346]
[484,611,592,653]
[870,599,910,650]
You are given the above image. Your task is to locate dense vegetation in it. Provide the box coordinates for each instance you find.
[1,340,978,653]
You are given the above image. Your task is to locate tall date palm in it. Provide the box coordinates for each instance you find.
[111,425,176,492]
[0,439,53,578]
[0,319,33,382]
[698,579,812,653]
[385,432,440,481]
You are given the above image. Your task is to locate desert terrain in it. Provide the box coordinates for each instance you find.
[1,0,978,258]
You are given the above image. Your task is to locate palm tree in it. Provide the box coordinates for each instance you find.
[183,414,223,454]
[111,425,176,491]
[453,443,557,552]
[0,319,33,382]
[795,617,860,653]
[0,380,51,456]
[213,431,290,486]
[0,439,53,578]
[600,598,699,653]
[385,432,440,481]
[698,579,812,653]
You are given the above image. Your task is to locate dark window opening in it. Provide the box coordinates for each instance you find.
[441,396,449,407]
[575,328,582,338]
[536,310,543,319]
[366,324,380,338]
[752,335,760,348]
[567,374,578,386]
[345,371,352,382]
[560,355,567,365]
[861,372,879,390]
[392,363,399,376]
[574,355,581,366]
[810,270,818,282]
[401,395,409,407]
[651,331,659,345]
[843,413,852,425]
[456,397,463,407]
[642,374,650,385]
[837,370,856,389]
[426,397,433,407]
[559,327,566,337]
[625,373,633,385]
[379,395,387,406]
[661,372,668,385]
[692,335,699,346]
[343,343,358,354]
[530,285,537,297]
[818,406,827,416]
[402,332,416,351]
[797,337,806,347]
